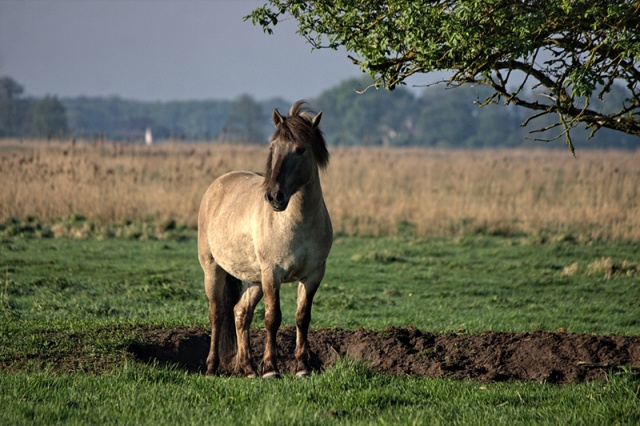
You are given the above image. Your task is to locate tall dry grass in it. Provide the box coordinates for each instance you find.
[326,147,640,239]
[1,139,639,240]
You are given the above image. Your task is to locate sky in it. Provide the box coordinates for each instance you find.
[0,0,447,102]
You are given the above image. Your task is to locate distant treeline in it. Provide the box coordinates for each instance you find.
[0,77,69,139]
[1,76,637,149]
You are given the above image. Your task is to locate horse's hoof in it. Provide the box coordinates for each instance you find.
[296,370,311,378]
[262,371,281,379]
[246,372,258,379]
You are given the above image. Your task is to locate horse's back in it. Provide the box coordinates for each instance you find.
[199,171,263,226]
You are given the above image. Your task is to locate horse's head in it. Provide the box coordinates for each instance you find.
[263,101,329,212]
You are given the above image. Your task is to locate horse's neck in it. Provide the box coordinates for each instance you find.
[290,174,325,222]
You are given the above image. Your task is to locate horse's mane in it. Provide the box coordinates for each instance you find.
[271,101,330,170]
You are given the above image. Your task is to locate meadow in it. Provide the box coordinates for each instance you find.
[2,236,639,424]
[1,139,639,424]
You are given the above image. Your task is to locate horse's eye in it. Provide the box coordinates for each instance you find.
[294,146,306,155]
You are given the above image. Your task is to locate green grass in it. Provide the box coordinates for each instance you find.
[2,235,639,333]
[1,237,203,325]
[1,360,638,426]
[319,235,640,334]
[1,234,640,424]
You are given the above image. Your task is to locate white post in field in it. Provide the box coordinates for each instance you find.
[145,127,153,145]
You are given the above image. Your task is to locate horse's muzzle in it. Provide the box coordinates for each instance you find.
[265,190,289,212]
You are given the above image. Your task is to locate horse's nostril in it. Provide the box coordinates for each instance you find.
[265,190,286,209]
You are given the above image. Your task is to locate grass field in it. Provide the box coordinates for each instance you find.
[2,360,638,425]
[2,236,639,333]
[2,235,639,424]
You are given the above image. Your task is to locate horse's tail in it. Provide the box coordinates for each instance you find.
[219,274,241,369]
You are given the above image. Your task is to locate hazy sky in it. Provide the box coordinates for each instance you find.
[0,0,382,102]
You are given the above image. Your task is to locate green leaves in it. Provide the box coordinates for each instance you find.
[566,67,604,98]
[248,0,640,147]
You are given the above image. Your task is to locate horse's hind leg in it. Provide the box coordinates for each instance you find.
[295,263,325,377]
[202,262,227,375]
[233,282,263,377]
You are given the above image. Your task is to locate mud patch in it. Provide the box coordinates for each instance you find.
[126,326,640,384]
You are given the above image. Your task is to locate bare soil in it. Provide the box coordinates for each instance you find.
[126,326,640,384]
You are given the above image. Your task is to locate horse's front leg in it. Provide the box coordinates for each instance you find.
[262,271,282,378]
[295,262,325,377]
[233,282,263,378]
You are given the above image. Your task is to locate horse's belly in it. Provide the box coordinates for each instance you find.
[211,247,262,283]
[213,242,307,284]
[213,238,325,285]
[259,237,330,284]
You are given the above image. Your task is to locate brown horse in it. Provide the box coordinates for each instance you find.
[198,101,332,378]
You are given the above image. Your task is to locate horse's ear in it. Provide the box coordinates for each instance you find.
[312,111,322,129]
[272,108,285,127]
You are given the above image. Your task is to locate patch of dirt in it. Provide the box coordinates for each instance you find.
[126,326,640,384]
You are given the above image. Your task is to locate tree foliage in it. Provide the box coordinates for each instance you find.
[64,96,234,140]
[62,95,288,141]
[317,78,417,145]
[221,94,268,143]
[247,0,640,152]
[29,96,68,138]
[3,75,635,148]
[0,77,29,137]
[0,77,69,139]
[316,76,637,148]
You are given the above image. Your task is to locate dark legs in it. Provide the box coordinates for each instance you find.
[204,261,324,378]
[233,282,263,377]
[262,273,282,378]
[294,281,318,376]
[294,263,324,377]
[203,263,228,375]
[259,263,325,378]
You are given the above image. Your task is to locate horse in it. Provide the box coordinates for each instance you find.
[197,101,332,378]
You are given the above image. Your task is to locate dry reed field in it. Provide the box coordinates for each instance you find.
[1,139,639,240]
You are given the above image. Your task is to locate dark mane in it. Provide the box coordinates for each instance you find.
[271,101,330,170]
